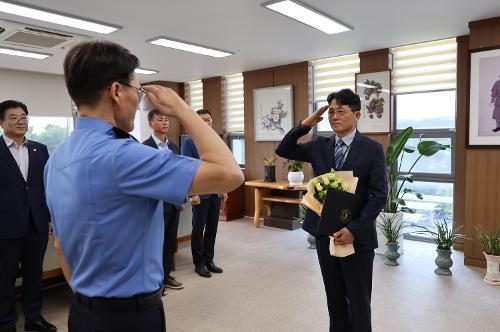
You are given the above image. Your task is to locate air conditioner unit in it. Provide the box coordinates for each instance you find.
[0,19,91,50]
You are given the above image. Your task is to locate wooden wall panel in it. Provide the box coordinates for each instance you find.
[243,63,310,216]
[142,80,184,146]
[202,77,223,134]
[359,49,391,151]
[453,36,469,247]
[463,18,500,267]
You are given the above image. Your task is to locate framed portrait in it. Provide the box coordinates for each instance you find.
[355,71,391,133]
[467,46,500,148]
[253,85,294,141]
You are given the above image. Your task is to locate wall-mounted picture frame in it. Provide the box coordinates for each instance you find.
[467,46,500,148]
[355,71,391,133]
[253,85,294,141]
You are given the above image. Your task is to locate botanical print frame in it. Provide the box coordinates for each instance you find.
[253,85,294,141]
[467,46,500,148]
[355,71,391,133]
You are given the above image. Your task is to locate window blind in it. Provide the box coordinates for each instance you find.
[391,38,457,94]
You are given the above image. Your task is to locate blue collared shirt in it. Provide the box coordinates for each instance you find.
[44,116,200,297]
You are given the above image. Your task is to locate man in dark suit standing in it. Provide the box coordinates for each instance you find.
[142,109,185,291]
[276,89,387,332]
[181,109,227,278]
[0,100,57,332]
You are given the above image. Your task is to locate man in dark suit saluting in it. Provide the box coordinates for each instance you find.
[0,100,57,332]
[143,109,185,291]
[276,89,387,332]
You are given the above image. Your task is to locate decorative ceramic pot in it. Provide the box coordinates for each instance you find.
[306,234,316,249]
[435,248,453,276]
[384,242,400,266]
[264,165,276,182]
[483,252,500,286]
[376,212,404,255]
[288,171,304,186]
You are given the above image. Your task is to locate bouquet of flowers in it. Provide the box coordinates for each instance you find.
[301,169,358,216]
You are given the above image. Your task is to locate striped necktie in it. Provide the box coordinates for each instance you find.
[334,139,346,170]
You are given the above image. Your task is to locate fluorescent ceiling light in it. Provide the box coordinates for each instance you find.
[135,68,158,75]
[0,1,120,34]
[148,37,233,58]
[261,0,352,34]
[0,46,50,59]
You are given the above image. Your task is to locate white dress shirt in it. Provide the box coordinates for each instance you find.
[3,134,29,181]
[152,134,169,151]
[334,128,357,163]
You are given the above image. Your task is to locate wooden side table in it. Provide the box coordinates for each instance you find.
[245,180,307,229]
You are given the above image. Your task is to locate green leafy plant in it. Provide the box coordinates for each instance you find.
[377,213,405,243]
[263,156,276,167]
[476,225,500,256]
[384,127,450,213]
[413,220,467,250]
[283,159,304,172]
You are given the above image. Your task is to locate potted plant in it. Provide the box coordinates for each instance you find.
[263,156,276,182]
[376,127,450,254]
[476,225,500,286]
[283,159,304,186]
[377,213,405,266]
[414,220,467,276]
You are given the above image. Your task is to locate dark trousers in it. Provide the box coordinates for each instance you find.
[68,292,166,332]
[191,196,221,266]
[163,205,180,279]
[315,235,374,332]
[0,218,48,330]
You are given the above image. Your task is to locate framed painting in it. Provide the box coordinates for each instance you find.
[355,71,391,133]
[253,85,294,141]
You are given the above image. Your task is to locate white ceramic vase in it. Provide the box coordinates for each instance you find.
[483,252,500,286]
[288,171,304,186]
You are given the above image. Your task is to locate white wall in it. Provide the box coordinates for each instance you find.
[0,68,72,117]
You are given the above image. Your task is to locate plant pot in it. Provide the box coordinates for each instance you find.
[306,233,316,249]
[287,171,304,186]
[435,248,453,276]
[375,212,404,255]
[384,242,400,266]
[264,165,276,182]
[483,252,500,286]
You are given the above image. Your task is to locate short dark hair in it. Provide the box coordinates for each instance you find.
[326,89,361,113]
[64,41,139,107]
[147,109,164,122]
[196,108,211,116]
[0,100,28,120]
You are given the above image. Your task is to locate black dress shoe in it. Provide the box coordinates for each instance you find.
[493,127,500,132]
[206,261,223,273]
[195,264,212,278]
[24,317,57,332]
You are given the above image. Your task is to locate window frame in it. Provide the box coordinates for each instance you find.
[227,132,245,168]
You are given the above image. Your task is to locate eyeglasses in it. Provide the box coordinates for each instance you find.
[118,82,147,103]
[328,109,349,117]
[5,115,29,123]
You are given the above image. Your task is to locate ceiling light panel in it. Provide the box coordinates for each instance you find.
[148,37,233,58]
[0,1,120,34]
[262,0,351,35]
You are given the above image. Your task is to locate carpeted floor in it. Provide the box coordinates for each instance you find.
[15,217,500,331]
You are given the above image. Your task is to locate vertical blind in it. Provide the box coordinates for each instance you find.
[311,53,360,103]
[185,80,203,110]
[223,73,244,133]
[391,38,457,94]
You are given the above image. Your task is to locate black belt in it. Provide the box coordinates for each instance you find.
[75,288,162,312]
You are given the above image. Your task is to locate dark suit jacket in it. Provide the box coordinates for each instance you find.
[0,136,50,239]
[275,124,387,251]
[180,136,221,200]
[142,135,183,211]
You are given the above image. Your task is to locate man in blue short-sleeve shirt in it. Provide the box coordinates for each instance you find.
[43,41,243,332]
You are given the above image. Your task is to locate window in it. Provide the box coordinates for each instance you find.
[311,53,359,133]
[22,116,73,154]
[228,133,245,167]
[185,80,203,110]
[392,38,457,240]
